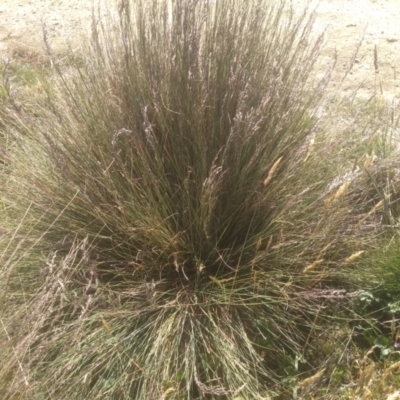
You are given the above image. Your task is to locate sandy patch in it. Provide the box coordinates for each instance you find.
[0,0,399,99]
[301,0,400,100]
[0,0,105,63]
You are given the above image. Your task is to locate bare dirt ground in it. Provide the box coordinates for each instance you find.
[0,0,399,100]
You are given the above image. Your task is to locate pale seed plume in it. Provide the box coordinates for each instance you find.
[298,368,326,388]
[303,259,324,273]
[343,251,364,264]
[101,314,112,335]
[334,181,350,200]
[264,157,282,186]
[358,199,383,227]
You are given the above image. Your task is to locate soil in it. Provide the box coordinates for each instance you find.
[0,0,399,100]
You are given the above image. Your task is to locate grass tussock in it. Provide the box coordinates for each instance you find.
[1,0,400,398]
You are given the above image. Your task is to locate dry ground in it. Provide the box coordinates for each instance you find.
[0,0,400,101]
[303,0,400,101]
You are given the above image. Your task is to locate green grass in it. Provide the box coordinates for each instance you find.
[1,0,400,399]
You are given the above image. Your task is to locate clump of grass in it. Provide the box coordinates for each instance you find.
[0,0,396,398]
